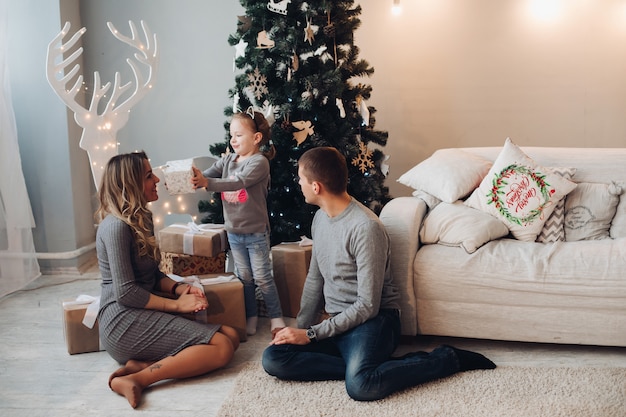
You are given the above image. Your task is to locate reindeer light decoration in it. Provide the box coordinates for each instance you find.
[46,21,159,189]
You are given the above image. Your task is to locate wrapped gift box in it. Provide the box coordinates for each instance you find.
[162,158,196,195]
[159,223,228,258]
[62,296,103,355]
[160,251,226,276]
[271,242,313,318]
[181,274,246,342]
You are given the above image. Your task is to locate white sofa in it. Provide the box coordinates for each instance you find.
[380,143,626,346]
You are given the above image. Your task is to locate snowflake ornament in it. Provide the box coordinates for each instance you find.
[352,141,375,173]
[247,67,268,100]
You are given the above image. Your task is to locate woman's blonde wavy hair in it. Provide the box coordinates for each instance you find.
[95,151,160,262]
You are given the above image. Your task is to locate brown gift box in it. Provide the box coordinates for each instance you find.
[271,242,312,318]
[159,223,228,258]
[62,299,103,355]
[182,274,246,342]
[159,251,226,276]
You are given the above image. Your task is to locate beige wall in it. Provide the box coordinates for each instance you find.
[357,0,626,197]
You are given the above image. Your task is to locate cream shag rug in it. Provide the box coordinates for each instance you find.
[217,362,626,417]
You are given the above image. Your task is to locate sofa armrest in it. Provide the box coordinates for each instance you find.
[379,196,428,335]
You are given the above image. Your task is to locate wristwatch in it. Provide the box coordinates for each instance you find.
[306,327,317,343]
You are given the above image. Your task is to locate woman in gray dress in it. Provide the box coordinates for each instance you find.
[96,151,239,408]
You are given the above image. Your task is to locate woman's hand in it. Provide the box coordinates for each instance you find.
[176,285,209,313]
[191,166,209,189]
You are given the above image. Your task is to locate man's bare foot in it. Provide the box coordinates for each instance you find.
[110,375,143,408]
[108,359,152,389]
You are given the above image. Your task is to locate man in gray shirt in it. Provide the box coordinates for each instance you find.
[263,147,495,401]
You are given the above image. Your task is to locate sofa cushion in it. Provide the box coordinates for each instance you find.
[536,167,577,243]
[397,149,492,203]
[419,201,510,254]
[564,182,622,241]
[610,185,626,238]
[465,138,577,242]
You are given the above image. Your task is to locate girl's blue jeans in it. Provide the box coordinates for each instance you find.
[227,230,283,319]
[262,309,461,401]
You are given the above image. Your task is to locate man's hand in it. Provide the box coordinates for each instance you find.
[269,327,310,346]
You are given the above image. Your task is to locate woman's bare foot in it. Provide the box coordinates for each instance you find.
[110,375,143,408]
[108,359,152,389]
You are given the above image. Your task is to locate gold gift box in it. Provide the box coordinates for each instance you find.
[62,299,103,355]
[271,242,312,318]
[159,224,228,258]
[180,274,247,342]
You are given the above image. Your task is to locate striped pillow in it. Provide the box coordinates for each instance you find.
[536,167,577,243]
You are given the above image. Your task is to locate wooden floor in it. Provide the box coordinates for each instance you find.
[0,263,624,416]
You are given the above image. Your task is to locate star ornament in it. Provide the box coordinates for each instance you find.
[304,18,317,45]
[234,38,248,58]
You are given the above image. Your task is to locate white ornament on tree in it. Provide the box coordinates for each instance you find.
[336,98,346,118]
[46,20,159,189]
[234,37,248,59]
[233,92,241,113]
[356,95,370,126]
[267,0,291,15]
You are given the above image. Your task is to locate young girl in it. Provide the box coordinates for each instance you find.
[192,108,286,338]
[96,151,239,408]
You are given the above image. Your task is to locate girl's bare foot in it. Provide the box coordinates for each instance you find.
[108,359,152,389]
[110,375,143,408]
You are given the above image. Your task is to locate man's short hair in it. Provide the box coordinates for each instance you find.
[298,147,348,194]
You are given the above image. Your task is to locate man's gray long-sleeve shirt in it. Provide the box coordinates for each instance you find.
[297,198,401,340]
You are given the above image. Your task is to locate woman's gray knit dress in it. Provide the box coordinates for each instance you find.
[96,215,221,364]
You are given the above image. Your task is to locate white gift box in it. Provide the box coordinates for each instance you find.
[162,158,196,195]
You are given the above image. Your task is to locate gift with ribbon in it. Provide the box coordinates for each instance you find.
[169,273,247,342]
[62,295,104,355]
[159,222,228,258]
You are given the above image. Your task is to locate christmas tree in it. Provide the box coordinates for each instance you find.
[199,0,391,245]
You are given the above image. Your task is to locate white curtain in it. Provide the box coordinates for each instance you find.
[0,2,41,298]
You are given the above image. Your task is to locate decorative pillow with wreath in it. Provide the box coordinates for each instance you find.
[464,138,577,242]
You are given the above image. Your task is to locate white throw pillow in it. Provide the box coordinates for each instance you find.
[536,167,577,243]
[564,182,622,241]
[398,149,492,203]
[419,201,510,254]
[464,138,577,242]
